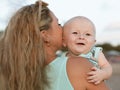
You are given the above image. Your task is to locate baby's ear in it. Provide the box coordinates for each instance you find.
[94,39,96,43]
[63,42,66,47]
[62,37,67,47]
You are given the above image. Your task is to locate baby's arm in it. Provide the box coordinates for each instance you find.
[98,51,112,79]
[87,51,112,84]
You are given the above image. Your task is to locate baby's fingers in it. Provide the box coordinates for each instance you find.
[94,81,100,85]
[87,71,96,76]
[87,75,96,80]
[91,67,97,71]
[87,78,98,83]
[88,79,95,83]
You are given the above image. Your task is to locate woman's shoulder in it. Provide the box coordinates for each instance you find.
[66,56,110,90]
[57,53,93,77]
[67,56,93,70]
[66,57,93,89]
[66,56,93,79]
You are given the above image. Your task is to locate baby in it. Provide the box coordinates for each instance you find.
[62,16,112,84]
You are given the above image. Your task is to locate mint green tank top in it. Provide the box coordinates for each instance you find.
[45,54,73,90]
[80,46,102,68]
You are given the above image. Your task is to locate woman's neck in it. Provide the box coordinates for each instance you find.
[45,48,57,65]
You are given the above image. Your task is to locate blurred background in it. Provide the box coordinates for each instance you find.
[0,0,120,90]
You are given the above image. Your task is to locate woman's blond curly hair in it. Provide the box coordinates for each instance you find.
[0,1,52,90]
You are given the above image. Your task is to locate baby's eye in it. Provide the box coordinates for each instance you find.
[72,32,78,34]
[86,33,91,36]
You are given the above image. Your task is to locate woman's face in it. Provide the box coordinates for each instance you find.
[47,11,63,51]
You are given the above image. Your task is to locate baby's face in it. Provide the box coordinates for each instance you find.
[63,18,96,55]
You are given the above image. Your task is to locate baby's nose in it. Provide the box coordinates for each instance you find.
[78,34,85,40]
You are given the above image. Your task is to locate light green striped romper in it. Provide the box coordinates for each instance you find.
[80,46,102,68]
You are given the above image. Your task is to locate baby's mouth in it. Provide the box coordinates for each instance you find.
[77,43,85,45]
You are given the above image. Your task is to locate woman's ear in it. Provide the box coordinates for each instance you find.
[40,30,50,43]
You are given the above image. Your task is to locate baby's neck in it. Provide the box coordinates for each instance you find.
[67,51,89,58]
[66,52,80,58]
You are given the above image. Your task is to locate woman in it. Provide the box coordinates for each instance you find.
[0,0,109,90]
[0,1,62,90]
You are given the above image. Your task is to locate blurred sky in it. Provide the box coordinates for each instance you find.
[0,0,120,46]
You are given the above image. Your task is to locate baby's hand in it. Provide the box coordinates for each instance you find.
[87,67,105,85]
